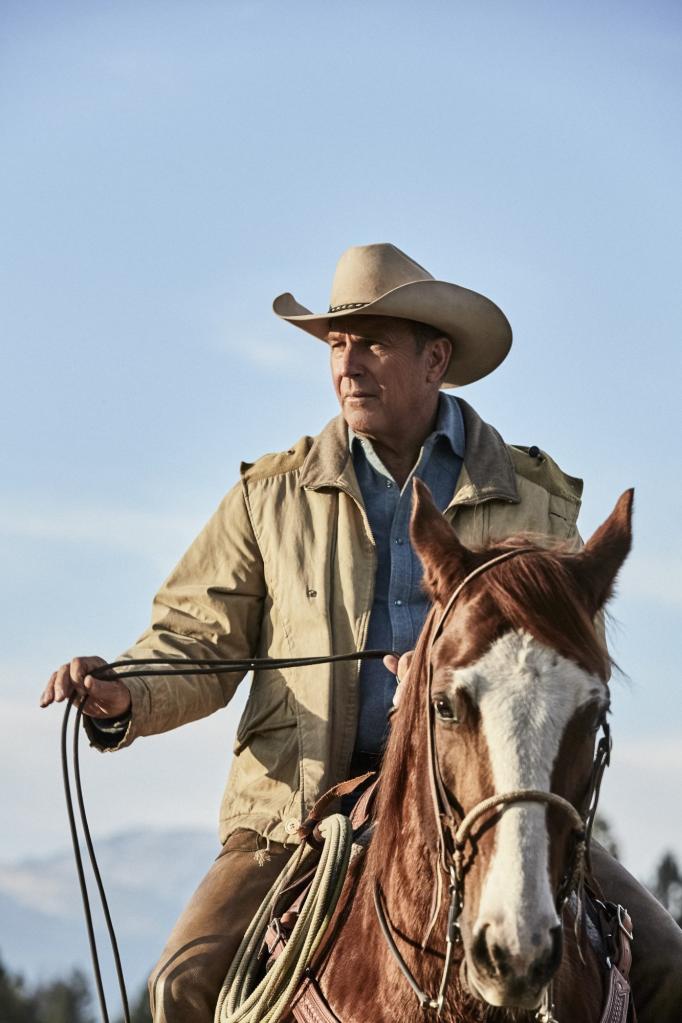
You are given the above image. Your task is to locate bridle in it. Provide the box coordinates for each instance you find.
[373,547,613,1018]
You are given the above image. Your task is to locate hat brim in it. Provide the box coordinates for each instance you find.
[273,279,512,387]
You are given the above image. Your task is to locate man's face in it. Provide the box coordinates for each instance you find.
[327,316,447,442]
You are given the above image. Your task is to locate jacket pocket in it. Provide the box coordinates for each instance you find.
[234,671,297,754]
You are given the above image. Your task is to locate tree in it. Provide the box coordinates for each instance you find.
[651,851,682,926]
[116,982,152,1023]
[0,956,35,1023]
[29,969,94,1023]
[591,814,620,860]
[0,952,95,1023]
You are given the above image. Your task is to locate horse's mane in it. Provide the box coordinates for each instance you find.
[369,533,610,876]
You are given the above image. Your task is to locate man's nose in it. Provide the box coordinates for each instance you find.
[339,345,363,376]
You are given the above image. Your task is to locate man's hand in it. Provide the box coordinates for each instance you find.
[383,650,414,708]
[40,656,131,719]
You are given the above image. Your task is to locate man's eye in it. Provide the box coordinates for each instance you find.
[432,697,457,722]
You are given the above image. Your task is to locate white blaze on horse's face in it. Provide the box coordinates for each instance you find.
[450,629,607,1007]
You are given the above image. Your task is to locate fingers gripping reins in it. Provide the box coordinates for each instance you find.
[62,648,392,1023]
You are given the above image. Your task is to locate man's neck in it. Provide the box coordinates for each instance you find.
[356,399,440,489]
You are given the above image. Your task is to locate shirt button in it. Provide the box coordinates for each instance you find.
[394,599,403,606]
[284,818,300,835]
[394,537,404,545]
[385,480,393,488]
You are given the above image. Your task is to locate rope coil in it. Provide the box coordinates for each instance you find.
[214,814,354,1023]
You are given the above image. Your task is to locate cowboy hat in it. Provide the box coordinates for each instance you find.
[272,243,512,387]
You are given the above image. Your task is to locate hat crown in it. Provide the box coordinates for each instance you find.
[329,243,434,311]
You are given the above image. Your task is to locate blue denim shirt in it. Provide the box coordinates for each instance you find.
[350,394,465,754]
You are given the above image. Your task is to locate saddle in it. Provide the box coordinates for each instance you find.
[260,780,635,1023]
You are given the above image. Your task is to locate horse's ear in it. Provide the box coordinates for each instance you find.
[411,479,477,605]
[569,489,634,614]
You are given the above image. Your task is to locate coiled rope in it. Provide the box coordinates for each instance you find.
[214,813,353,1023]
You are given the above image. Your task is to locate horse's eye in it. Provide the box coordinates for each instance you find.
[586,704,608,735]
[433,697,457,722]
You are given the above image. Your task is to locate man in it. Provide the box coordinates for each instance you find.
[41,244,682,1021]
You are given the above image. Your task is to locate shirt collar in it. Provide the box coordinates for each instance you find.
[348,393,465,462]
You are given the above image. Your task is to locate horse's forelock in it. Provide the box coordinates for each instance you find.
[481,538,611,681]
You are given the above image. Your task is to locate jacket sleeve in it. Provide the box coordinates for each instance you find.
[85,481,265,751]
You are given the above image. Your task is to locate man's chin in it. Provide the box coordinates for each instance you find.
[342,405,383,435]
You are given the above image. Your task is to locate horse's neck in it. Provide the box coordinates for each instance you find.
[324,760,478,1023]
[363,755,442,941]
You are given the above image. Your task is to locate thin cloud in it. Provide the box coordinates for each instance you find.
[0,502,202,567]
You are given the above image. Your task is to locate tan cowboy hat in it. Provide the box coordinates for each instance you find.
[273,243,512,387]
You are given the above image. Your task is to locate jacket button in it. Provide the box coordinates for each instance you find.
[528,445,541,458]
[306,588,317,598]
[284,817,300,834]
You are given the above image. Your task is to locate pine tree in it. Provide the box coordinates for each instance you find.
[651,851,682,926]
[0,955,35,1023]
[116,982,153,1023]
[29,968,94,1023]
[592,814,620,859]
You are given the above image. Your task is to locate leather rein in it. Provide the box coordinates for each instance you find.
[372,547,613,1019]
[62,648,392,1023]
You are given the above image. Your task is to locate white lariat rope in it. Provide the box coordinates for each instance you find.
[214,813,353,1023]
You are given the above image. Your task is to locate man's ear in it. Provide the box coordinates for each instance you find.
[425,336,453,384]
[410,478,477,605]
[568,489,634,616]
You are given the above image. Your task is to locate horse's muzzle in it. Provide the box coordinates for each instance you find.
[464,923,563,1009]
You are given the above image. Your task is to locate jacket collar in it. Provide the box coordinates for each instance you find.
[450,398,519,506]
[299,398,519,507]
[299,414,360,498]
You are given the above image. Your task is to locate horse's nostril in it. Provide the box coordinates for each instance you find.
[472,924,511,979]
[528,925,563,988]
[490,942,511,977]
[549,924,562,970]
[472,924,494,976]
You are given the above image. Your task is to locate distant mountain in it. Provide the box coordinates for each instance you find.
[0,828,218,1009]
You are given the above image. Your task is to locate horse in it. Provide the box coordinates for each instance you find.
[289,481,634,1023]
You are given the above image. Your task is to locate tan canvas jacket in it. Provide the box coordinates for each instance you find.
[86,399,585,847]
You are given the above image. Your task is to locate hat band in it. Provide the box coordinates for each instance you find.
[328,301,367,313]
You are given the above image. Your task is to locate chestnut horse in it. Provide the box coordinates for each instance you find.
[294,483,634,1023]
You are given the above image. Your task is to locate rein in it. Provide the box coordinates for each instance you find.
[62,648,392,1023]
[373,547,613,1020]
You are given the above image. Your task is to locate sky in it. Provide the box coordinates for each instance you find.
[1,0,681,889]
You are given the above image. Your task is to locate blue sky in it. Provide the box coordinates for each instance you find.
[1,1,681,878]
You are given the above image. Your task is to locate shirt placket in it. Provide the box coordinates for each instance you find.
[388,485,414,654]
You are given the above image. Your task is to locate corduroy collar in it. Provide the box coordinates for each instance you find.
[299,398,519,508]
